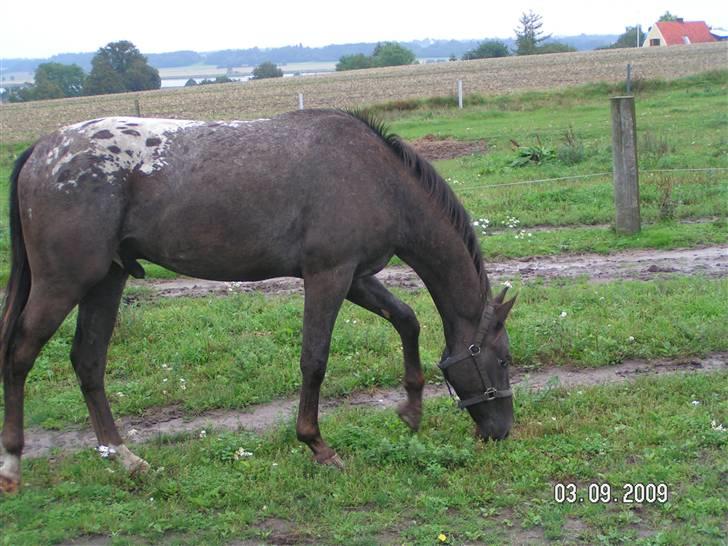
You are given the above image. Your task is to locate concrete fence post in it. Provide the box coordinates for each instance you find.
[298,93,304,110]
[610,96,641,234]
[457,80,463,109]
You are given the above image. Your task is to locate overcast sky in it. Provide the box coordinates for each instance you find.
[0,0,724,59]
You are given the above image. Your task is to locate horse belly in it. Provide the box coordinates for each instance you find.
[133,215,305,281]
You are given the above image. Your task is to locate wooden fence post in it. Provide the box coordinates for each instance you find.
[610,96,641,234]
[626,63,632,94]
[134,98,141,117]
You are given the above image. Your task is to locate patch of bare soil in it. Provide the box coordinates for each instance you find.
[20,352,726,460]
[410,134,487,161]
[132,245,728,299]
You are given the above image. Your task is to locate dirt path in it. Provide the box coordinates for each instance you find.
[132,245,728,298]
[21,352,727,459]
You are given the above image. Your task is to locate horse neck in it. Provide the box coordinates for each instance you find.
[397,210,485,352]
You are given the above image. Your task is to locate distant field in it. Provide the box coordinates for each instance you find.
[0,42,725,143]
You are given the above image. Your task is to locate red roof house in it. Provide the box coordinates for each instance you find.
[643,20,716,47]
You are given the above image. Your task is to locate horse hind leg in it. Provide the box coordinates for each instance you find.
[347,276,423,431]
[70,264,148,474]
[1,284,79,492]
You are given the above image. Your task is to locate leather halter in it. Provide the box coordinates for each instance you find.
[437,302,512,409]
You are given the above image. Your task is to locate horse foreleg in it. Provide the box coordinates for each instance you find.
[296,266,354,469]
[1,287,77,493]
[70,265,149,475]
[347,276,423,431]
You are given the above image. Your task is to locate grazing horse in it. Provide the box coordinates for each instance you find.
[0,110,515,492]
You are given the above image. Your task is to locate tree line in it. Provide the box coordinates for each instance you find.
[3,41,160,102]
[6,10,673,101]
[335,11,581,70]
[337,10,670,70]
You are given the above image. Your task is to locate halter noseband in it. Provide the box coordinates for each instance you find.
[437,303,512,410]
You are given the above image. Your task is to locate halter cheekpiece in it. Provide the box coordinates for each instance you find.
[437,302,512,409]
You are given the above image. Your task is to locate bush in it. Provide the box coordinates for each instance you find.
[336,43,416,72]
[336,54,372,71]
[251,62,283,80]
[462,40,510,60]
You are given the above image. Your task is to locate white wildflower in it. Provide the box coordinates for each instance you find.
[199,430,207,439]
[628,336,635,342]
[560,311,567,319]
[690,400,700,406]
[234,447,253,460]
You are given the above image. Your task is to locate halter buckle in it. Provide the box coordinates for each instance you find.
[483,387,497,401]
[468,344,481,356]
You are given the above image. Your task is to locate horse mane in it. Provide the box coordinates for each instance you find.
[346,109,490,299]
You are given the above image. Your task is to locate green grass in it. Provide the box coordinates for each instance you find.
[480,219,727,259]
[2,276,725,430]
[386,73,727,230]
[1,370,725,545]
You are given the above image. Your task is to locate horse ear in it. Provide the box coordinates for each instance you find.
[494,295,516,325]
[494,286,509,304]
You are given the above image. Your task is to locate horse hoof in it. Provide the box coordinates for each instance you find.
[0,474,20,494]
[129,459,151,476]
[396,402,422,432]
[317,452,345,470]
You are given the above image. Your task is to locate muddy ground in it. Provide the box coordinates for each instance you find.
[410,133,488,161]
[132,245,728,299]
[21,352,727,459]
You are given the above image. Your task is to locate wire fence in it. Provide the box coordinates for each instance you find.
[455,167,728,192]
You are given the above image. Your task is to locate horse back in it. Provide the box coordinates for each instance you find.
[19,111,408,282]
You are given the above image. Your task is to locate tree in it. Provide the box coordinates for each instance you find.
[371,42,416,67]
[84,40,160,95]
[5,62,86,102]
[35,63,85,98]
[336,43,416,71]
[658,11,680,22]
[514,11,550,55]
[462,40,510,60]
[336,53,372,71]
[604,26,647,49]
[251,61,283,80]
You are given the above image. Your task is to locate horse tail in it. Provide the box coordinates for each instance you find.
[0,145,35,382]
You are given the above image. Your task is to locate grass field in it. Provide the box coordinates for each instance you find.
[2,372,726,544]
[3,276,725,431]
[0,67,726,544]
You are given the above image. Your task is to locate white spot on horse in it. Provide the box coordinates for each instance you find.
[50,116,271,190]
[0,453,21,484]
[27,208,32,221]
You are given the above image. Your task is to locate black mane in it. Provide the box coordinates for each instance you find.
[346,109,489,298]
